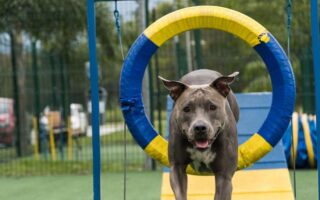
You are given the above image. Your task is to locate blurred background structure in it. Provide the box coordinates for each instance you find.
[0,0,315,176]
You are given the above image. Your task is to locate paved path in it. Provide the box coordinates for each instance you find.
[86,123,124,137]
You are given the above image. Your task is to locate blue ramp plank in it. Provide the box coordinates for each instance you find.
[236,93,287,170]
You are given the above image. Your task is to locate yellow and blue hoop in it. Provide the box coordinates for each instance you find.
[120,6,296,175]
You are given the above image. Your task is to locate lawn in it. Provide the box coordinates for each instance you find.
[0,171,162,200]
[290,169,318,200]
[0,169,317,200]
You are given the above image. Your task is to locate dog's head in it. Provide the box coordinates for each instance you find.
[159,72,238,150]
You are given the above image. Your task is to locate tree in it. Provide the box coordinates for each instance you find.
[0,0,116,156]
[0,0,33,155]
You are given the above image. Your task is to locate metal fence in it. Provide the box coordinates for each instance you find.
[0,0,314,176]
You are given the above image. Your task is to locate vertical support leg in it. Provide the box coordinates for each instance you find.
[32,116,39,160]
[310,0,320,199]
[67,117,73,161]
[87,0,101,200]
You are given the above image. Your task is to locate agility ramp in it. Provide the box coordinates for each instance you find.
[161,93,294,200]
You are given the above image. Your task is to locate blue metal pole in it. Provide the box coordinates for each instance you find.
[87,0,101,200]
[310,0,320,199]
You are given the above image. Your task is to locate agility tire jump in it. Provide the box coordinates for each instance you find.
[120,6,296,175]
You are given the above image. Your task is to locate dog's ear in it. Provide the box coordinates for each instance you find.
[210,72,239,97]
[158,76,188,101]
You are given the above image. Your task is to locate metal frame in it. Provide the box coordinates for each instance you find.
[119,6,295,175]
[310,0,320,199]
[87,1,101,200]
[87,0,135,199]
[87,0,320,198]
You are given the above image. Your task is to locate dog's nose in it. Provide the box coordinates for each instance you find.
[194,124,207,133]
[195,125,207,132]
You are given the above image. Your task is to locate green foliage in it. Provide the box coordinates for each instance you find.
[0,0,313,139]
[153,0,309,97]
[0,0,311,102]
[242,61,271,92]
[0,0,314,176]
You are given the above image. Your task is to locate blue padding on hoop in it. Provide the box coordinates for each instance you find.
[254,33,296,147]
[120,34,158,148]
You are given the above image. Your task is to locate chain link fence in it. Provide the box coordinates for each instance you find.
[0,0,314,176]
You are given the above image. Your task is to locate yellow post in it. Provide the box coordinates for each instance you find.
[49,113,57,161]
[301,114,315,168]
[67,116,73,161]
[290,112,298,167]
[32,116,39,160]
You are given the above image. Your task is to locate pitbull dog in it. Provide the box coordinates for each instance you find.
[159,69,239,200]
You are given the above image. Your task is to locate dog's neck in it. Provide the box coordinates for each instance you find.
[186,147,216,172]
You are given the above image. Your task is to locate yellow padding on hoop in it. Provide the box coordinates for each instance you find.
[301,114,315,168]
[144,6,270,47]
[145,135,170,167]
[146,133,272,175]
[237,133,272,170]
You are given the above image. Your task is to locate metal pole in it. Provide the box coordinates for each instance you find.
[9,32,21,157]
[59,56,67,160]
[140,0,150,120]
[87,0,101,200]
[31,40,41,154]
[192,0,202,69]
[300,48,315,113]
[144,0,157,171]
[310,0,320,199]
[185,31,192,72]
[50,55,58,109]
[152,9,163,136]
[146,0,154,127]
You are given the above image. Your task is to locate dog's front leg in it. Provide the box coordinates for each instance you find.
[170,164,187,200]
[214,173,232,200]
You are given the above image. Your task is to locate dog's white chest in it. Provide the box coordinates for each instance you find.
[186,147,216,171]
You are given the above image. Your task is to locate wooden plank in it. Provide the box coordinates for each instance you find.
[161,169,294,200]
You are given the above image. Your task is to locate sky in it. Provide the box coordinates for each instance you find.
[115,0,172,20]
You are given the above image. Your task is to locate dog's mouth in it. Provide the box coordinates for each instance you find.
[192,127,222,150]
[193,139,212,149]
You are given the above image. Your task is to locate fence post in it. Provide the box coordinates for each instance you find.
[87,0,101,199]
[9,32,21,157]
[310,0,320,199]
[32,40,41,155]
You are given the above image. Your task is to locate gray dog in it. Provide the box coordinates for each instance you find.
[159,69,239,200]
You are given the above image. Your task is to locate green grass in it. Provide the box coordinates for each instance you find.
[289,169,318,200]
[0,147,16,160]
[0,169,318,200]
[0,118,168,176]
[0,171,162,200]
[0,143,147,176]
[105,108,167,123]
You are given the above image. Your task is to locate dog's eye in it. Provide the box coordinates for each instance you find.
[209,104,217,111]
[183,106,191,113]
